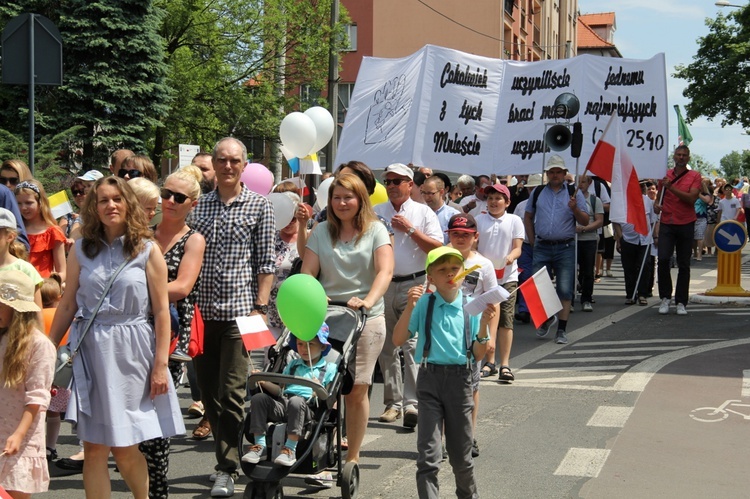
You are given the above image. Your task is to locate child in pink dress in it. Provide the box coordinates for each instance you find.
[0,270,56,496]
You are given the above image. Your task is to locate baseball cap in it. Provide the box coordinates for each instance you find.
[484,183,511,199]
[545,155,567,171]
[425,246,464,271]
[290,322,332,357]
[0,270,41,313]
[381,163,414,180]
[526,173,543,187]
[77,170,104,182]
[0,208,17,230]
[446,213,478,233]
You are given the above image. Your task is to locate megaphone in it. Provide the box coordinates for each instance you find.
[545,124,572,151]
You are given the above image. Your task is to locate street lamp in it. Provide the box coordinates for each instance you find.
[715,1,744,7]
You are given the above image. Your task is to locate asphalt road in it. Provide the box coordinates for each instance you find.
[39,249,750,498]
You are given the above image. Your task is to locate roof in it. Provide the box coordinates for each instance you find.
[577,12,622,57]
[579,12,616,29]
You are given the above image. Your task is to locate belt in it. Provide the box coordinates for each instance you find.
[392,270,427,283]
[420,363,472,373]
[536,238,574,246]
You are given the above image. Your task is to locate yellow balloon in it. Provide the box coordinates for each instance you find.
[370,182,388,206]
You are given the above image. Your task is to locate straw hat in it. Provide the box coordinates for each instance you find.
[0,270,41,312]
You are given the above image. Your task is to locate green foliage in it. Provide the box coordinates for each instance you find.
[673,8,750,128]
[719,150,750,180]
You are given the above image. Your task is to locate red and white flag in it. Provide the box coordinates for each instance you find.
[236,315,277,351]
[518,266,562,328]
[0,484,12,499]
[586,111,649,235]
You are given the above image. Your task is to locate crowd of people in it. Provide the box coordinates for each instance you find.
[0,142,747,499]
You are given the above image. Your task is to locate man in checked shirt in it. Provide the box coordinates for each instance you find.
[190,137,276,497]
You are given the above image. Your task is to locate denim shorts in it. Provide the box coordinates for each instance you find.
[532,240,576,301]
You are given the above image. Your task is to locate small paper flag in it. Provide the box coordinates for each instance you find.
[49,190,74,219]
[236,315,276,351]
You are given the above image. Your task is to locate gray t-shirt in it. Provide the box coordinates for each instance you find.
[307,220,392,317]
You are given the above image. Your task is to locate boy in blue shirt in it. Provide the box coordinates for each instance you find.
[242,323,336,467]
[394,247,495,498]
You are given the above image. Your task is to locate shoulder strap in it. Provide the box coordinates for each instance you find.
[531,185,544,210]
[462,294,471,364]
[422,293,472,364]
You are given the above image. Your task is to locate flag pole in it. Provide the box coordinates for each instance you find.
[630,218,658,302]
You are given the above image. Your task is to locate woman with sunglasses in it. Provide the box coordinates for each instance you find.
[118,154,159,182]
[59,171,104,246]
[141,165,205,498]
[0,159,32,188]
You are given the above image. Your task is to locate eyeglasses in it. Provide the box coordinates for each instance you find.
[160,188,190,204]
[420,190,438,196]
[118,168,142,178]
[383,178,408,186]
[71,189,85,197]
[0,176,19,186]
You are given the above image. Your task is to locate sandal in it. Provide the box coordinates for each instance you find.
[498,365,514,383]
[192,416,212,440]
[480,363,498,378]
[638,296,648,306]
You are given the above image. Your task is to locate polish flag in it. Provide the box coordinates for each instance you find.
[517,266,562,328]
[236,315,277,351]
[586,111,649,235]
[0,485,12,499]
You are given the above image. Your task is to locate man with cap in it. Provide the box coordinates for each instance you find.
[512,174,542,323]
[523,155,589,344]
[421,175,460,243]
[374,163,442,427]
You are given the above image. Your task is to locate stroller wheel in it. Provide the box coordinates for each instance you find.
[244,483,284,499]
[341,461,359,499]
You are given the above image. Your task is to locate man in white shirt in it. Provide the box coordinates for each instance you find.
[421,176,460,244]
[374,163,443,428]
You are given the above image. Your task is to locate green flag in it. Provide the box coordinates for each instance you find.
[674,105,693,146]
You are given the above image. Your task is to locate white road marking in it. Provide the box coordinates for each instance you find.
[514,375,616,384]
[557,346,688,354]
[743,370,750,398]
[576,339,715,346]
[554,448,610,477]
[717,312,750,316]
[518,366,630,373]
[587,406,633,427]
[538,355,650,363]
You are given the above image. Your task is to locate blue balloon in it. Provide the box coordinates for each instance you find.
[288,157,300,174]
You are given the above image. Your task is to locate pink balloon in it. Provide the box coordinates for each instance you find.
[241,162,274,196]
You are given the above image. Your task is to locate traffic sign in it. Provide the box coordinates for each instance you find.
[713,220,747,254]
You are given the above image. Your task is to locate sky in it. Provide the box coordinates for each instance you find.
[578,0,750,171]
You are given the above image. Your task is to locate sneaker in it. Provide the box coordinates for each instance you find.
[378,407,401,423]
[471,438,479,457]
[658,298,670,315]
[241,444,267,464]
[46,447,58,462]
[676,303,687,316]
[169,349,192,363]
[536,315,558,338]
[555,330,568,345]
[403,409,418,429]
[210,471,234,497]
[582,302,593,312]
[274,447,297,467]
[305,471,334,488]
[187,401,204,418]
[606,270,614,277]
[209,472,218,482]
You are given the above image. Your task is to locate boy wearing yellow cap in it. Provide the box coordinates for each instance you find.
[393,246,495,499]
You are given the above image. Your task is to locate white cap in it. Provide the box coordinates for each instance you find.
[381,163,414,180]
[77,170,104,182]
[544,155,567,171]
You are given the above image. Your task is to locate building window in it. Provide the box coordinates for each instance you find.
[343,24,357,52]
[337,83,355,125]
[300,84,322,107]
[504,0,514,15]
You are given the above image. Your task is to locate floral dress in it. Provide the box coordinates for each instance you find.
[268,232,299,338]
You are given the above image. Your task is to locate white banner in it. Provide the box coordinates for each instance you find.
[336,46,668,180]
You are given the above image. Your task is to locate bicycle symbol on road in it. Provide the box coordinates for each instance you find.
[690,400,750,423]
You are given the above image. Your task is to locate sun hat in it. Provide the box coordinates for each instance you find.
[484,183,511,199]
[0,270,41,312]
[290,322,332,357]
[446,213,478,233]
[0,208,16,230]
[545,155,567,171]
[425,246,464,271]
[77,170,104,182]
[525,173,543,187]
[381,163,414,180]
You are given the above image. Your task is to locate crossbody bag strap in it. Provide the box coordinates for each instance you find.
[70,258,131,360]
[422,294,437,363]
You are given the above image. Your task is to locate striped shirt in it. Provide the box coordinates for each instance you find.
[190,186,276,321]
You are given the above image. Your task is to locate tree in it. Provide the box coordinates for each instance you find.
[719,150,750,180]
[673,7,750,128]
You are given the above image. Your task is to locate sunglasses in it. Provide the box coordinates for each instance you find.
[160,188,190,204]
[71,189,85,197]
[0,176,19,186]
[383,178,409,186]
[118,168,142,178]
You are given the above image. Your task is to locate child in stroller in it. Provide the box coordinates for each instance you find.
[243,323,336,467]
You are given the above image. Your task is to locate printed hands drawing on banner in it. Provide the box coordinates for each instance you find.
[365,74,412,144]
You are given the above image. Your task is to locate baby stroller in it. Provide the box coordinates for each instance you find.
[240,302,367,499]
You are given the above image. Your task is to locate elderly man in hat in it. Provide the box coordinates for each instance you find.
[374,163,443,428]
[523,155,589,344]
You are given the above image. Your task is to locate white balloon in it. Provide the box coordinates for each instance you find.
[268,193,296,231]
[279,112,317,158]
[304,106,335,153]
[316,177,335,211]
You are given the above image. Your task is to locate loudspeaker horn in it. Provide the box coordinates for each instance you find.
[545,124,572,151]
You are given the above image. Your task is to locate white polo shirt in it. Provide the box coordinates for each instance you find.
[475,211,525,284]
[374,198,443,276]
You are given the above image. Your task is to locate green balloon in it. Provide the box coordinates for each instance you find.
[277,274,327,341]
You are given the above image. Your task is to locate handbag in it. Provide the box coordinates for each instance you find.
[169,303,205,358]
[53,259,130,387]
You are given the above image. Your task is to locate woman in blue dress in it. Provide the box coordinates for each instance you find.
[50,176,184,499]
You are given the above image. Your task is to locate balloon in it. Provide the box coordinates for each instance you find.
[277,274,328,340]
[288,157,300,174]
[268,193,295,230]
[370,182,388,206]
[304,106,335,153]
[241,162,274,196]
[315,177,335,210]
[279,112,317,159]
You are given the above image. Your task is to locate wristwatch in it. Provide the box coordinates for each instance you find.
[476,335,490,344]
[253,303,269,315]
[406,227,416,237]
